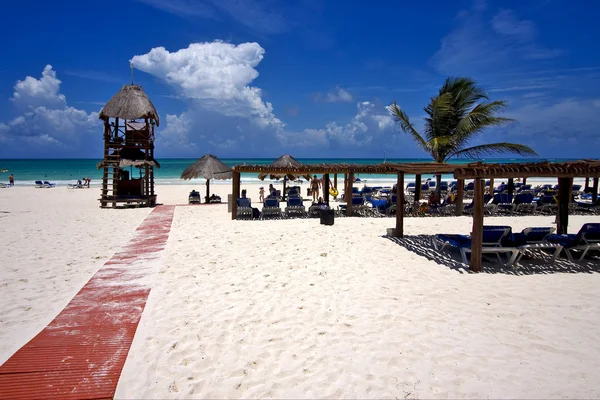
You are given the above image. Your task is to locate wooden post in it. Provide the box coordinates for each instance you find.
[282,177,287,201]
[324,174,330,205]
[584,177,590,190]
[231,171,240,220]
[556,177,573,235]
[470,178,484,272]
[593,177,599,204]
[455,179,464,216]
[334,173,338,190]
[346,171,354,216]
[394,172,404,237]
[522,177,527,185]
[206,179,210,203]
[414,174,422,210]
[507,177,514,196]
[488,178,494,195]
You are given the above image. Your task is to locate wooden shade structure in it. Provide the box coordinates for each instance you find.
[98,85,159,208]
[257,155,312,200]
[181,154,232,203]
[232,159,600,272]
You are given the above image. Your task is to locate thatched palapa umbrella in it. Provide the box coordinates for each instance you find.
[99,84,160,125]
[258,154,311,200]
[181,154,232,202]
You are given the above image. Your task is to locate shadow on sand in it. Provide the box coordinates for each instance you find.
[384,234,600,275]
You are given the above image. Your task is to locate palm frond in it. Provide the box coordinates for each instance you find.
[452,101,514,147]
[388,102,429,152]
[423,93,453,141]
[447,143,539,160]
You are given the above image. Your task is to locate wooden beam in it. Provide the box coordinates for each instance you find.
[470,178,484,272]
[231,171,240,220]
[414,174,422,209]
[556,177,572,235]
[523,177,527,185]
[488,178,494,195]
[593,177,599,204]
[206,179,210,204]
[455,179,464,216]
[324,174,330,205]
[346,171,354,217]
[507,178,514,196]
[395,172,405,237]
[334,173,338,190]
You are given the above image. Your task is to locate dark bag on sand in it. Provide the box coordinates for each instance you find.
[320,209,334,226]
[252,207,261,219]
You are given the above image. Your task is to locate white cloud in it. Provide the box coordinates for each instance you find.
[11,65,67,109]
[314,86,354,103]
[491,10,535,41]
[156,112,197,150]
[430,7,562,76]
[0,66,100,156]
[131,42,284,130]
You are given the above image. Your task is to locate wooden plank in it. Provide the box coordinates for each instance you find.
[557,177,572,234]
[231,171,240,220]
[488,178,494,195]
[455,179,464,216]
[395,173,404,237]
[593,177,599,204]
[323,174,330,205]
[414,174,421,209]
[346,172,353,217]
[470,178,484,272]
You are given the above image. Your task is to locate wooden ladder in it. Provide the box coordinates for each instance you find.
[101,154,120,208]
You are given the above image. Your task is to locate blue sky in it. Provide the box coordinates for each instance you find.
[0,0,599,159]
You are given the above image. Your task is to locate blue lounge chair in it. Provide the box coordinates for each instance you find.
[537,195,557,213]
[236,198,253,220]
[493,193,515,213]
[262,197,282,219]
[35,180,45,188]
[546,223,600,261]
[285,196,306,217]
[513,227,562,264]
[433,226,519,266]
[188,190,201,204]
[43,180,56,188]
[514,193,536,213]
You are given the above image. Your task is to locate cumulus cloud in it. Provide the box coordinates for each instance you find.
[0,66,100,157]
[314,87,354,103]
[10,65,67,109]
[131,42,284,130]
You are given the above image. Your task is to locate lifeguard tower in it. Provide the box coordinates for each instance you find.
[98,84,160,208]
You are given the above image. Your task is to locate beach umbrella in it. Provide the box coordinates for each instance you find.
[180,154,232,202]
[258,154,311,199]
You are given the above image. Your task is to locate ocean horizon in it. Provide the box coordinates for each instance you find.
[0,157,577,186]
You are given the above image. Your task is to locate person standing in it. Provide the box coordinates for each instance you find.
[9,174,14,186]
[310,175,320,202]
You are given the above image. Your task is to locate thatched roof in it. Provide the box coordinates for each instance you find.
[257,154,312,181]
[99,85,160,126]
[97,147,160,169]
[180,154,232,180]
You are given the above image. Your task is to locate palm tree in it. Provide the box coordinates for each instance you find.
[388,76,537,199]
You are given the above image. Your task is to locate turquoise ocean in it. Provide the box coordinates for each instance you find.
[0,158,572,186]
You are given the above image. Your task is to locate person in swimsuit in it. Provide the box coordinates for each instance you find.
[310,175,320,201]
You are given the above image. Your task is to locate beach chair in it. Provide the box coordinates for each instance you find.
[546,223,600,261]
[462,194,493,214]
[308,203,329,218]
[285,196,306,218]
[35,180,46,188]
[406,182,416,194]
[512,227,562,264]
[536,195,557,214]
[236,198,253,220]
[513,193,536,213]
[188,190,201,204]
[261,197,282,219]
[493,193,515,213]
[433,225,519,266]
[43,180,56,188]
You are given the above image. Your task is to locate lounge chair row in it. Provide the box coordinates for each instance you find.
[433,223,600,266]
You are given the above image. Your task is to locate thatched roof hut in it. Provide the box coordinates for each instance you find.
[258,154,311,181]
[99,85,160,126]
[181,154,232,180]
[97,148,160,169]
[181,155,232,203]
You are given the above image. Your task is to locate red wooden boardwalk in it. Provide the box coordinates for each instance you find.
[0,205,176,399]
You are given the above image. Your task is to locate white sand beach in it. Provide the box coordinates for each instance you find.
[1,183,600,399]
